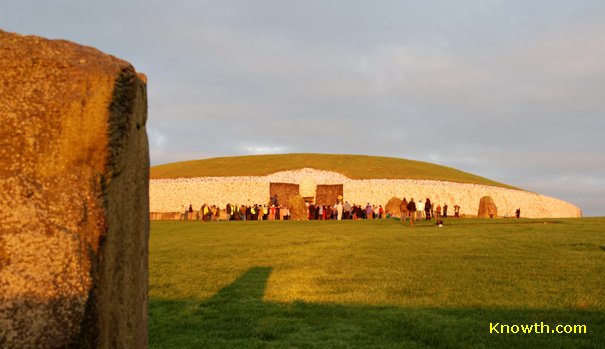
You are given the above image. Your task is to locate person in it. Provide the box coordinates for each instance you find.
[205,204,212,222]
[326,205,333,220]
[356,204,363,219]
[443,203,448,218]
[365,203,372,219]
[488,201,496,218]
[454,204,460,218]
[344,201,352,219]
[515,208,521,219]
[318,205,324,220]
[379,205,384,219]
[263,205,268,220]
[373,205,379,219]
[416,200,424,221]
[337,201,343,220]
[251,204,257,220]
[400,198,409,222]
[231,204,237,221]
[425,198,432,220]
[309,204,316,220]
[239,205,246,221]
[188,204,193,220]
[225,203,231,221]
[435,204,442,219]
[213,205,220,222]
[269,205,276,220]
[246,205,252,221]
[270,194,277,206]
[407,198,417,227]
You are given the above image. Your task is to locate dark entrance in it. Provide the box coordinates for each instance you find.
[316,184,344,206]
[269,183,300,206]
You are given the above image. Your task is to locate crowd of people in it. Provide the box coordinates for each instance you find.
[181,195,522,222]
[184,202,292,222]
[181,194,390,222]
[396,197,460,227]
[305,202,386,220]
[397,198,460,221]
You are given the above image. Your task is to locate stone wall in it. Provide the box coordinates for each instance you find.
[343,180,580,218]
[150,180,270,213]
[270,183,300,207]
[316,185,344,206]
[150,168,581,219]
[0,30,149,348]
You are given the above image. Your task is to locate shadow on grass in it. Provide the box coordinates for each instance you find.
[150,267,604,348]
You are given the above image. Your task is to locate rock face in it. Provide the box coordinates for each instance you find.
[299,177,317,200]
[385,197,403,217]
[478,196,497,218]
[288,195,308,221]
[0,30,149,348]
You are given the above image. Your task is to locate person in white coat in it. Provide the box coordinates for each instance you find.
[336,202,343,220]
[416,200,425,220]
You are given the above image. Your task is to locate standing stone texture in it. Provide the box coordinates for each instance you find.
[478,196,497,218]
[299,177,317,201]
[288,195,308,221]
[385,197,403,217]
[0,30,149,348]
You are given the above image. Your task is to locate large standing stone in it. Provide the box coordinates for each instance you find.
[288,195,308,221]
[478,196,497,218]
[0,30,149,348]
[385,197,403,217]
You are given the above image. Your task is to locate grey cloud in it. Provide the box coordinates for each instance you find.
[3,0,605,215]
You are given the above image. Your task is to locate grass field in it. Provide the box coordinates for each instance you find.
[149,217,604,348]
[149,153,519,190]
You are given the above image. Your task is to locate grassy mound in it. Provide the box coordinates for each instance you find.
[150,153,518,189]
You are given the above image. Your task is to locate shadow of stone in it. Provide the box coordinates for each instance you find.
[149,267,604,348]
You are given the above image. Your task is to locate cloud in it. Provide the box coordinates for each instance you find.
[3,0,604,215]
[353,13,605,118]
[242,145,288,155]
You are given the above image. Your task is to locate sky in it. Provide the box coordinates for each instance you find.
[3,0,604,216]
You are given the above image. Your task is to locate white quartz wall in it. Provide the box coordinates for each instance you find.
[343,181,581,218]
[150,181,269,212]
[150,168,581,218]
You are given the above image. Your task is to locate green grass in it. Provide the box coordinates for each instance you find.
[149,217,605,348]
[149,153,519,189]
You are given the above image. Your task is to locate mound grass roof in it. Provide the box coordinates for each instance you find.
[150,153,519,189]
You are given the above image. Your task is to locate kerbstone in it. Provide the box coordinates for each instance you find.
[478,196,497,218]
[288,195,308,221]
